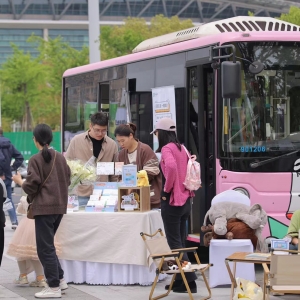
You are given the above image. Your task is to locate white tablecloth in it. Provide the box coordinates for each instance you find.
[55,210,166,285]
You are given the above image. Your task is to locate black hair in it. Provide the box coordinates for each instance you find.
[90,112,108,127]
[33,124,53,163]
[156,130,181,152]
[114,123,137,137]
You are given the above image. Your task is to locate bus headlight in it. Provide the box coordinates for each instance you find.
[233,187,250,198]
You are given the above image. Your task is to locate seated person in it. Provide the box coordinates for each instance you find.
[286,209,300,250]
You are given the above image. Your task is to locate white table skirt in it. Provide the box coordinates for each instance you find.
[209,239,255,288]
[55,211,167,285]
[59,259,167,286]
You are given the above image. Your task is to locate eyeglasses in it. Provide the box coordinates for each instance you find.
[154,130,158,136]
[92,127,107,134]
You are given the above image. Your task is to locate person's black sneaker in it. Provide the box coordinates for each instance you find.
[173,280,197,293]
[165,280,183,290]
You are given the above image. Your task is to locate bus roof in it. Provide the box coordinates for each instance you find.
[63,16,300,78]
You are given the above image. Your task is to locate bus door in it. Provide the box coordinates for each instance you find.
[187,63,215,244]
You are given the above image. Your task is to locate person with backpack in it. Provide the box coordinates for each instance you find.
[151,117,201,294]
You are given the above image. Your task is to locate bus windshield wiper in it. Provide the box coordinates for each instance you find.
[250,149,300,168]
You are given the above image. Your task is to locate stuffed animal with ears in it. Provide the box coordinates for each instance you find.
[201,202,267,235]
[137,170,150,187]
[202,218,258,248]
[201,201,268,252]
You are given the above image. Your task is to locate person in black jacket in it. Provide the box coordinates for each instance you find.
[0,128,24,229]
[0,171,7,266]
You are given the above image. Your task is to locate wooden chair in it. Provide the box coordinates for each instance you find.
[262,249,300,299]
[140,228,212,300]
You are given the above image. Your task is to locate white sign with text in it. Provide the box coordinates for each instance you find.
[152,86,176,151]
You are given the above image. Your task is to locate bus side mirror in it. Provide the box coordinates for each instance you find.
[221,61,241,99]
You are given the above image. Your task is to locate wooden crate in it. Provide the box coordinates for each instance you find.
[118,186,150,212]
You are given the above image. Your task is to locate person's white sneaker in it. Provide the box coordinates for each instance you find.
[29,279,48,287]
[59,279,68,291]
[34,287,61,298]
[14,275,29,285]
[11,223,18,230]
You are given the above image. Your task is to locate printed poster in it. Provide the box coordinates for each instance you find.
[97,162,115,175]
[152,86,176,151]
[122,164,137,187]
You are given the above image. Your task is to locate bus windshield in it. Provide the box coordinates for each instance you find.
[222,41,300,157]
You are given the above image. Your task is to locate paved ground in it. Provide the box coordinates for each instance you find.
[1,191,299,299]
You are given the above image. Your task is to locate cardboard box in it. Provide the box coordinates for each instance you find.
[118,186,150,212]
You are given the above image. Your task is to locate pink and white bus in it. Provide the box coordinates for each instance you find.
[62,16,300,244]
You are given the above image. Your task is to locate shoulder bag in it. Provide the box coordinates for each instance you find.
[27,151,57,219]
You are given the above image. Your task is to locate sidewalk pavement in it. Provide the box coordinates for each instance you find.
[1,217,299,300]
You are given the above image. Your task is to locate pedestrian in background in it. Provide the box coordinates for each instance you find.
[13,124,71,299]
[0,171,7,266]
[0,127,24,229]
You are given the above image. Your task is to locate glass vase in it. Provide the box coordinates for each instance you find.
[68,187,79,212]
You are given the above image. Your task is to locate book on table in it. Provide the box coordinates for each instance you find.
[245,253,271,260]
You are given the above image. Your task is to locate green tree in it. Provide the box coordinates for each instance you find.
[0,45,49,131]
[100,14,194,60]
[279,6,300,26]
[29,36,89,99]
[27,36,89,128]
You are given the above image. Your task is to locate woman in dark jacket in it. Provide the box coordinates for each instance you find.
[13,124,71,299]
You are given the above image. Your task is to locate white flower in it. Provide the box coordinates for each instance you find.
[67,160,97,191]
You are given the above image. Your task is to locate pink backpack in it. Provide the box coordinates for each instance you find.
[182,146,202,191]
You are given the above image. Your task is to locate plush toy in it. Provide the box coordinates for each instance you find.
[202,218,258,248]
[162,260,192,271]
[137,170,150,187]
[121,193,140,210]
[202,202,267,235]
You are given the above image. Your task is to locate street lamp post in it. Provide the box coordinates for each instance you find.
[88,0,101,63]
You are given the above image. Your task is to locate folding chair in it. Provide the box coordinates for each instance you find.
[262,249,300,299]
[140,228,212,300]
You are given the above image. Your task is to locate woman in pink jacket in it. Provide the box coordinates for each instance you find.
[151,117,196,293]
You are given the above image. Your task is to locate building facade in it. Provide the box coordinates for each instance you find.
[0,0,299,64]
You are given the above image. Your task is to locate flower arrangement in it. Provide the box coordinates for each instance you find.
[67,159,97,193]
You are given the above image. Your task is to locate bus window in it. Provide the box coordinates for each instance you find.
[130,92,153,148]
[108,78,127,138]
[65,86,80,127]
[98,83,109,114]
[63,75,97,151]
[221,41,300,171]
